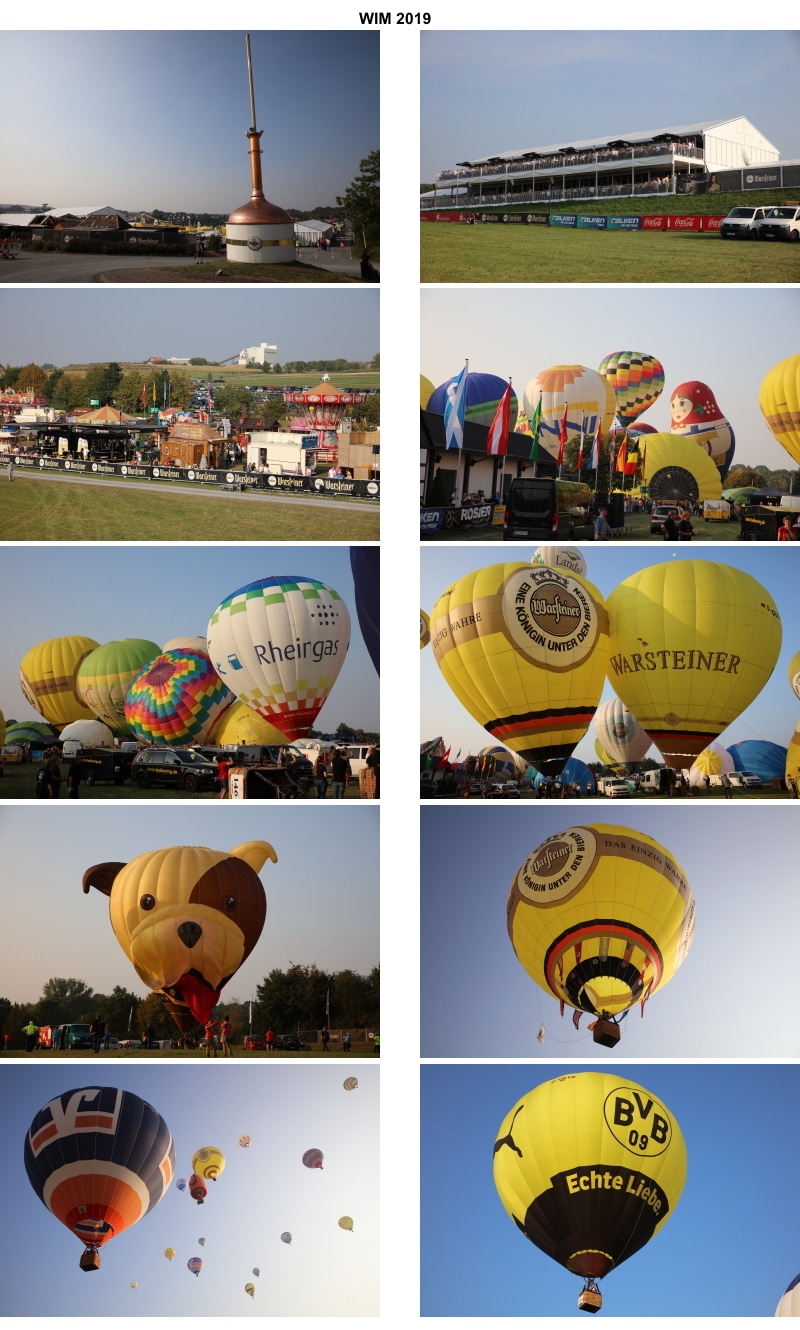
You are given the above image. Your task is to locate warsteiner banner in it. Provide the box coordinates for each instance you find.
[10,455,379,499]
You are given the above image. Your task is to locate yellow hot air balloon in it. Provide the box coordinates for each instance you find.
[420,374,436,410]
[430,563,609,777]
[0,709,5,747]
[787,650,800,702]
[338,1216,354,1232]
[522,365,615,461]
[759,354,800,465]
[191,1147,226,1181]
[420,609,431,650]
[593,737,624,773]
[493,1072,687,1312]
[164,1248,176,1261]
[606,561,781,768]
[786,721,800,785]
[639,433,722,501]
[19,635,100,728]
[245,1282,256,1298]
[508,824,695,1040]
[209,700,286,746]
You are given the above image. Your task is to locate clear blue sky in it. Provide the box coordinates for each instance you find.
[421,31,800,178]
[421,546,800,764]
[422,1063,800,1317]
[0,289,379,369]
[421,287,800,472]
[421,804,799,1058]
[0,546,378,734]
[3,31,378,213]
[0,804,378,1004]
[1,1063,378,1315]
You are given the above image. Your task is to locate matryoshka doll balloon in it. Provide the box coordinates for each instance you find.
[669,380,735,479]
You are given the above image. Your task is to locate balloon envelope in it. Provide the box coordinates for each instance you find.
[191,1147,226,1181]
[245,1283,255,1298]
[669,380,734,476]
[787,650,800,702]
[57,718,114,747]
[640,432,724,500]
[776,1272,800,1316]
[302,1148,324,1169]
[420,609,431,649]
[124,648,233,744]
[19,635,100,728]
[281,1232,292,1244]
[206,576,351,741]
[420,374,435,410]
[164,1248,176,1260]
[338,1216,354,1231]
[76,638,160,732]
[593,697,651,767]
[208,699,285,746]
[350,548,380,675]
[238,1135,252,1148]
[522,364,614,460]
[531,545,587,578]
[687,741,734,787]
[598,350,665,424]
[176,1179,187,1191]
[187,1257,204,1276]
[508,823,695,1017]
[343,1077,359,1091]
[493,1073,687,1283]
[429,371,518,432]
[759,354,800,466]
[24,1087,174,1260]
[430,563,609,777]
[607,561,782,767]
[727,739,787,783]
[198,1237,206,1246]
[4,720,58,745]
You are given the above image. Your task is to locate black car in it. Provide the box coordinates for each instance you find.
[274,1033,307,1051]
[77,747,136,786]
[131,748,218,792]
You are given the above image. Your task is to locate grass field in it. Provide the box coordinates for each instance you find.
[101,260,357,283]
[434,512,744,542]
[0,478,379,541]
[0,763,363,801]
[14,1045,376,1058]
[420,223,800,283]
[62,367,381,389]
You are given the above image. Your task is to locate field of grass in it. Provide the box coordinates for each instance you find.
[421,222,800,283]
[62,367,381,389]
[16,1045,376,1058]
[0,762,364,801]
[0,477,379,541]
[101,260,357,283]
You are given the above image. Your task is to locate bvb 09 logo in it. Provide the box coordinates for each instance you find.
[604,1085,672,1157]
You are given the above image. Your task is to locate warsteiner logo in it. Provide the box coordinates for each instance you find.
[513,826,597,905]
[501,566,600,668]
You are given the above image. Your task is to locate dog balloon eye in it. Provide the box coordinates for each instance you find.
[140,894,156,910]
[223,896,237,911]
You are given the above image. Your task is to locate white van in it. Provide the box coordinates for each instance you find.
[345,743,377,777]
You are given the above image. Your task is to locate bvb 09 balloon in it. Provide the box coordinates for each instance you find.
[759,354,800,466]
[493,1073,687,1311]
[508,825,695,1031]
[76,639,160,732]
[206,576,351,741]
[19,635,100,728]
[24,1086,174,1271]
[191,1147,225,1181]
[430,563,609,777]
[83,841,276,1029]
[597,351,665,425]
[607,561,781,767]
[124,648,233,745]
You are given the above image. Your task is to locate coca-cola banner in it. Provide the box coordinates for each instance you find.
[641,216,666,229]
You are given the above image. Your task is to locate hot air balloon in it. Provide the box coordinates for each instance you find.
[776,1272,800,1316]
[338,1216,354,1232]
[253,1266,261,1275]
[191,1147,225,1181]
[420,610,431,649]
[245,1283,255,1298]
[281,1232,292,1245]
[343,1077,359,1091]
[188,1174,207,1204]
[208,700,285,746]
[430,562,609,777]
[493,1072,687,1312]
[198,1237,206,1247]
[75,639,160,732]
[477,746,528,782]
[350,548,379,675]
[164,1248,176,1261]
[19,635,100,728]
[508,824,695,1043]
[428,371,518,431]
[639,433,723,502]
[302,1148,324,1169]
[163,636,208,654]
[124,648,233,745]
[238,1135,252,1148]
[669,380,735,477]
[607,561,782,768]
[420,374,435,410]
[786,722,800,786]
[597,351,665,425]
[187,1257,204,1277]
[593,738,623,772]
[130,1281,137,1288]
[593,697,652,769]
[687,741,734,788]
[556,756,596,792]
[727,739,787,783]
[787,651,800,702]
[59,718,117,750]
[83,840,276,1030]
[24,1086,174,1271]
[522,365,614,460]
[759,354,800,466]
[206,576,352,741]
[176,1179,187,1192]
[531,546,587,578]
[0,710,6,746]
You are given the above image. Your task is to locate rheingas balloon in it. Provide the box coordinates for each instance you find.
[430,563,609,777]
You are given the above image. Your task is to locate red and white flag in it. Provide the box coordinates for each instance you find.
[486,382,512,456]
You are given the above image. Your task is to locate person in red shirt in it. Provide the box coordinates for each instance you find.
[204,1018,219,1058]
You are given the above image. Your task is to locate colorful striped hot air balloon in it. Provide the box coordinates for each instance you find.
[124,649,233,745]
[598,350,665,425]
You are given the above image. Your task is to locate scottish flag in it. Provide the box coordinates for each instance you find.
[444,365,467,450]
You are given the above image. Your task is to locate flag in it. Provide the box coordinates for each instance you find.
[536,1025,546,1045]
[141,384,147,407]
[616,436,628,472]
[639,439,647,477]
[589,417,601,470]
[515,407,532,438]
[528,393,542,463]
[576,415,586,470]
[152,383,157,403]
[557,403,568,466]
[436,746,451,770]
[325,987,330,1023]
[486,382,512,456]
[444,365,468,450]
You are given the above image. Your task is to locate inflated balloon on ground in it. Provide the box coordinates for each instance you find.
[19,635,100,728]
[124,648,233,744]
[428,371,518,431]
[669,380,735,477]
[759,354,800,466]
[522,365,614,459]
[76,639,160,732]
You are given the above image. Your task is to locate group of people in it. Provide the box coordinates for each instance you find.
[34,751,83,798]
[658,508,696,541]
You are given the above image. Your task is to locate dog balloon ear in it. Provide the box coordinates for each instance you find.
[229,841,278,872]
[82,862,127,896]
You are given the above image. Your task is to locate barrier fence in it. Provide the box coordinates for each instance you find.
[9,453,380,499]
[421,210,725,231]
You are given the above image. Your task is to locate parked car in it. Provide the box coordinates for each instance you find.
[718,205,769,239]
[599,776,630,798]
[754,205,800,242]
[131,748,218,792]
[243,1034,266,1051]
[78,747,136,786]
[729,770,762,788]
[486,781,522,798]
[650,504,677,535]
[274,1033,307,1051]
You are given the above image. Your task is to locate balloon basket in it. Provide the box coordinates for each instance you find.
[591,1018,621,1048]
[578,1285,602,1314]
[79,1248,101,1272]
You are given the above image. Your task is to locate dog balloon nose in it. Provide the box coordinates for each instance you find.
[178,921,203,948]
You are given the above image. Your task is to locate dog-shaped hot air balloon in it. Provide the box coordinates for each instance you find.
[83,841,277,1031]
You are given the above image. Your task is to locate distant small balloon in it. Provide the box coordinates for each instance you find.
[198,1237,206,1247]
[238,1134,252,1148]
[343,1077,359,1091]
[338,1216,354,1232]
[302,1148,324,1170]
[187,1257,204,1277]
[280,1232,292,1245]
[176,1179,187,1191]
[130,1282,138,1289]
[252,1266,261,1276]
[164,1248,176,1261]
[245,1283,255,1298]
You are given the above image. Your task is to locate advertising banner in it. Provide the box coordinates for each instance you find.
[525,213,550,225]
[743,168,782,190]
[576,215,607,229]
[641,216,666,229]
[420,507,445,534]
[607,216,641,230]
[549,214,577,227]
[454,502,495,528]
[701,216,724,231]
[666,216,701,230]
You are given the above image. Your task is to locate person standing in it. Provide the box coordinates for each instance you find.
[220,1015,233,1057]
[216,755,232,799]
[3,1032,11,1053]
[330,748,351,799]
[372,1032,380,1056]
[320,1027,330,1052]
[204,1017,219,1057]
[22,1020,38,1052]
[7,457,14,482]
[102,1024,111,1051]
[677,512,694,541]
[721,772,733,799]
[660,510,679,540]
[90,1014,104,1054]
[67,756,84,798]
[594,506,611,541]
[778,517,796,542]
[265,1028,276,1052]
[313,753,328,799]
[365,745,380,798]
[34,761,52,798]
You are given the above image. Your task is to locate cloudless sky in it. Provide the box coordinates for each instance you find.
[421,287,800,472]
[1,1063,378,1316]
[421,804,799,1058]
[421,546,800,764]
[4,31,379,213]
[0,288,379,369]
[422,1063,800,1317]
[0,804,378,1005]
[421,31,800,179]
[0,545,379,734]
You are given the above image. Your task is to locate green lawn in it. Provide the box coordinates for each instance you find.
[0,478,379,541]
[420,223,800,283]
[101,260,357,283]
[0,763,364,800]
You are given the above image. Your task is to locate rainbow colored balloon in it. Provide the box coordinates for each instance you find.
[124,649,232,744]
[598,351,665,425]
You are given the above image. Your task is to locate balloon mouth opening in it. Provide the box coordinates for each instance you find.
[179,972,221,1023]
[566,1251,614,1280]
[145,660,177,686]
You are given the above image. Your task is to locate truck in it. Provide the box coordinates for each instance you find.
[245,430,317,476]
[503,477,594,541]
